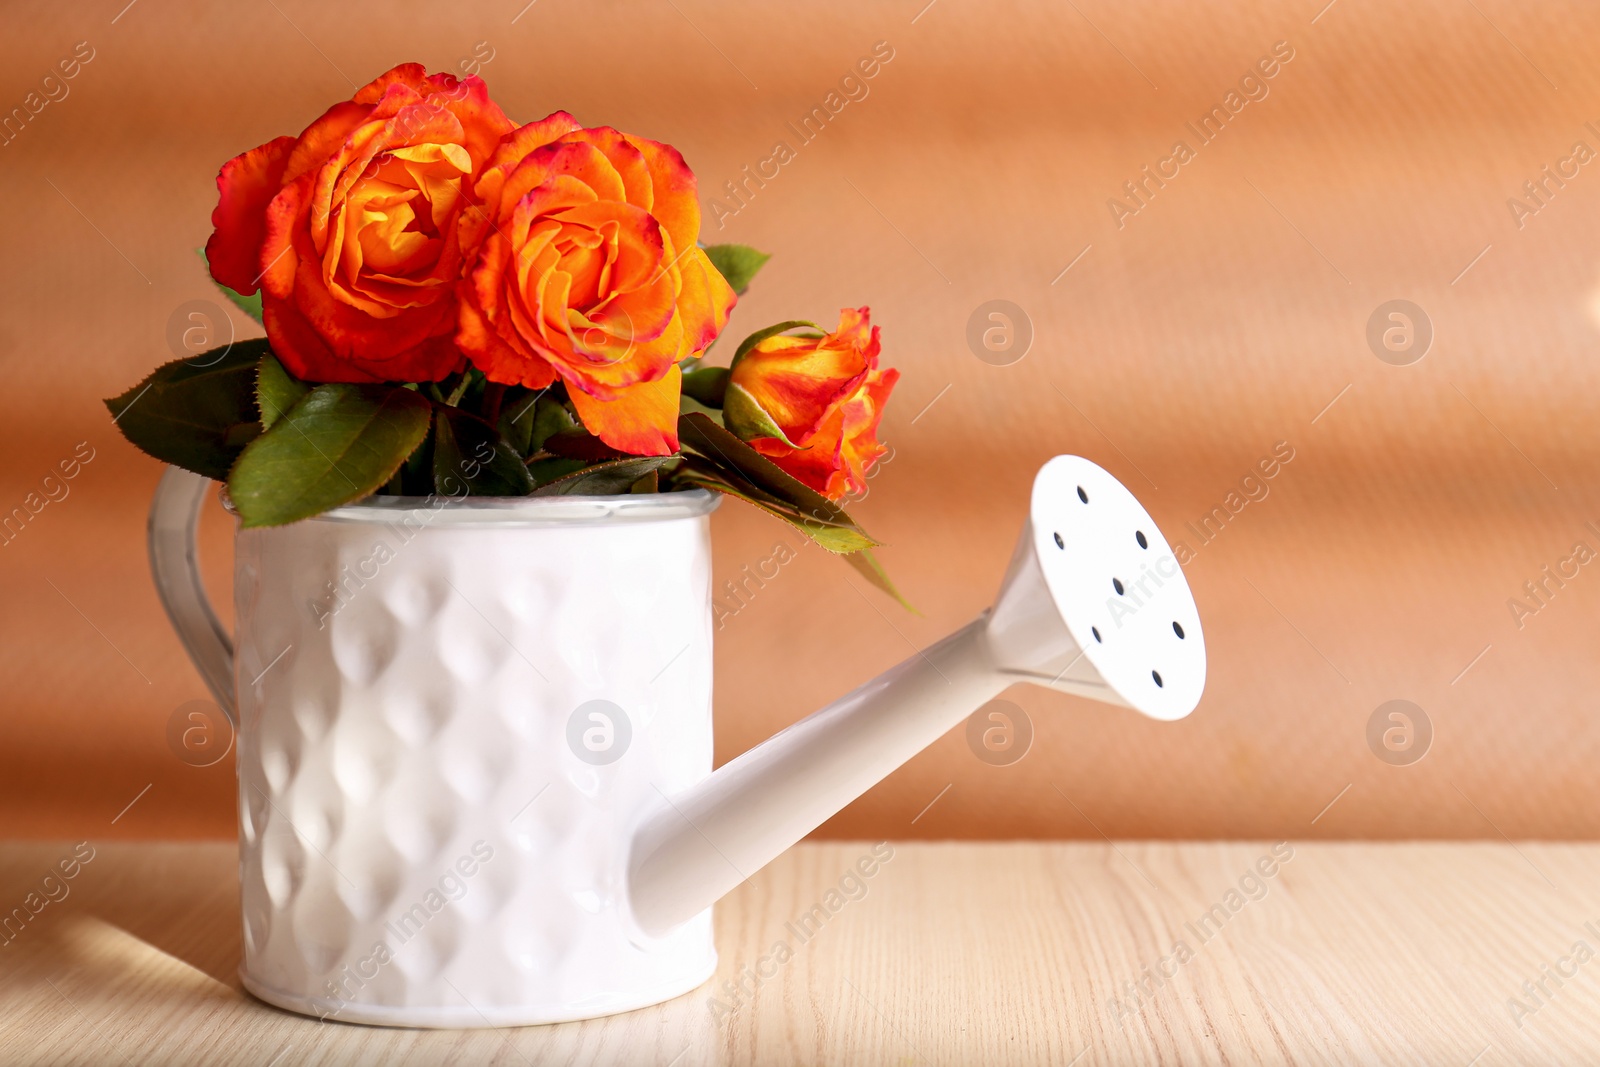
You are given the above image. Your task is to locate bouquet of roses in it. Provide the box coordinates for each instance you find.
[107,63,902,601]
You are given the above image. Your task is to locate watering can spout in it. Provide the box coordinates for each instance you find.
[626,456,1207,939]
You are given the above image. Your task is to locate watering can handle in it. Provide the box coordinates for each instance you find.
[148,466,237,725]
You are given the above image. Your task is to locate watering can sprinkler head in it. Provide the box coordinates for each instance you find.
[626,455,1206,938]
[984,454,1206,719]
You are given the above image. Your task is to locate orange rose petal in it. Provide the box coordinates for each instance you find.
[584,203,672,298]
[565,126,654,210]
[734,358,867,445]
[837,365,898,490]
[455,116,736,439]
[565,310,684,396]
[672,246,738,359]
[326,106,460,224]
[567,362,682,456]
[498,152,604,229]
[486,112,583,180]
[282,100,370,184]
[751,422,846,498]
[206,135,296,294]
[461,308,556,389]
[262,295,383,383]
[259,175,311,300]
[729,307,876,444]
[539,140,630,204]
[352,62,429,104]
[833,306,882,365]
[288,238,457,369]
[457,290,554,386]
[437,82,515,166]
[294,322,463,382]
[624,135,701,254]
[392,333,468,382]
[736,310,896,500]
[208,64,514,385]
[534,266,575,350]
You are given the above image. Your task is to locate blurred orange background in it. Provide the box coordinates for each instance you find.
[3,0,1598,841]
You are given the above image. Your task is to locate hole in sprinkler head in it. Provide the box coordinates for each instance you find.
[1091,626,1102,643]
[1112,577,1125,596]
[1053,531,1064,550]
[1077,485,1088,504]
[1136,530,1148,549]
[1173,621,1185,639]
[1152,670,1163,687]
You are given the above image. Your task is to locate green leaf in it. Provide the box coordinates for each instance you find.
[722,381,798,446]
[678,393,724,422]
[543,430,625,462]
[432,406,536,497]
[680,365,730,407]
[528,393,578,453]
[527,456,590,485]
[195,247,264,323]
[803,524,878,554]
[677,413,864,533]
[256,354,309,430]
[674,459,876,554]
[672,415,907,607]
[500,389,576,458]
[531,456,673,496]
[732,320,819,368]
[844,548,917,613]
[397,430,435,496]
[497,390,538,454]
[226,384,432,527]
[220,286,263,324]
[104,339,269,481]
[702,243,771,295]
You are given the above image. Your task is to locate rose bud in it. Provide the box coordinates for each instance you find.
[205,63,514,382]
[456,113,737,456]
[724,307,899,501]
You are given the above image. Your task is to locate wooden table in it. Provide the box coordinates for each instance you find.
[2,841,1596,1064]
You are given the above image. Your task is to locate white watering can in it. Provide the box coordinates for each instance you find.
[149,454,1204,1027]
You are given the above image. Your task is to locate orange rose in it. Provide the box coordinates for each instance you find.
[724,308,898,500]
[205,64,513,382]
[456,113,737,455]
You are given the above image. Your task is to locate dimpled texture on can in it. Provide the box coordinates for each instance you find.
[232,507,716,1026]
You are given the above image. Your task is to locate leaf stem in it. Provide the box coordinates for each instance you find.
[442,372,473,407]
[482,381,507,426]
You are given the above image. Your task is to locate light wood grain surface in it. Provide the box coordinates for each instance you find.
[2,840,1598,1064]
[4,0,1600,841]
